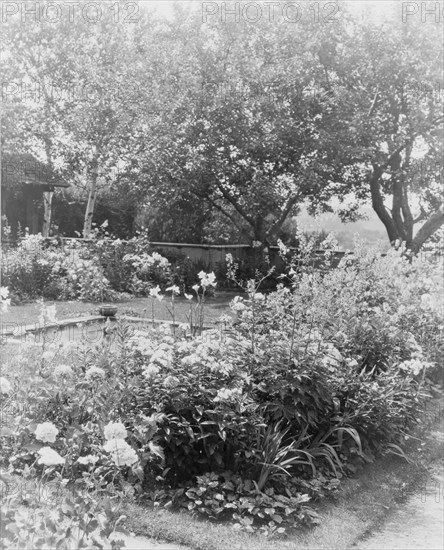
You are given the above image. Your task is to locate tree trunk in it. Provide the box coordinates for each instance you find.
[42,191,53,237]
[370,169,400,244]
[408,204,444,255]
[83,173,99,238]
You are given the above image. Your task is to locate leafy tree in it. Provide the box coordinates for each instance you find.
[1,0,144,236]
[297,6,444,253]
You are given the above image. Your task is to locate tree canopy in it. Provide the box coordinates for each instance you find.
[2,0,443,250]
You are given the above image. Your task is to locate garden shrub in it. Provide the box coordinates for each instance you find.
[0,230,172,302]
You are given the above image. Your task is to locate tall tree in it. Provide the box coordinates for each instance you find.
[1,0,144,236]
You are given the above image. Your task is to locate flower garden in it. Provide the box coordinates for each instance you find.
[0,235,443,548]
[0,234,443,548]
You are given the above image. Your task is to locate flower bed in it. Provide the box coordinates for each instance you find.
[0,243,443,544]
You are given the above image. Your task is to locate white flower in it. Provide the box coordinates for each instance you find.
[149,285,164,301]
[226,253,233,264]
[0,287,9,300]
[37,447,65,466]
[35,422,59,443]
[184,293,193,300]
[143,364,160,377]
[252,240,262,248]
[0,377,12,394]
[277,239,289,255]
[150,348,172,367]
[53,364,73,379]
[214,387,243,403]
[104,421,127,441]
[192,284,200,293]
[230,296,245,312]
[0,287,11,312]
[163,375,180,388]
[181,354,200,366]
[165,285,180,295]
[103,438,138,467]
[399,359,427,376]
[85,366,106,381]
[253,293,265,301]
[198,271,217,288]
[77,455,99,465]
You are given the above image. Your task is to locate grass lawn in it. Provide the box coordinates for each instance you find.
[1,291,238,328]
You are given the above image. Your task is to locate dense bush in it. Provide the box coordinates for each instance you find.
[0,230,172,302]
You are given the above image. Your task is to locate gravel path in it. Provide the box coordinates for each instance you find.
[111,534,190,550]
[356,428,444,550]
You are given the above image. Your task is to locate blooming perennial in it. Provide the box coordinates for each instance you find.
[198,271,217,288]
[165,285,180,295]
[85,366,106,381]
[399,358,431,376]
[149,285,164,301]
[163,375,180,388]
[214,387,243,403]
[52,364,74,379]
[230,296,246,312]
[103,438,138,467]
[104,421,128,441]
[37,447,65,466]
[0,287,11,312]
[0,377,12,394]
[35,422,59,443]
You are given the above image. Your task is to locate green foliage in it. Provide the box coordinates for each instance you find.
[179,471,319,536]
[0,488,128,549]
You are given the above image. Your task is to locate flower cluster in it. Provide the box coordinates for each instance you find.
[85,366,106,382]
[398,358,431,376]
[35,422,59,443]
[124,251,170,271]
[197,271,217,289]
[103,438,138,467]
[102,421,138,467]
[1,286,11,312]
[37,446,65,466]
[0,376,12,394]
[52,364,74,379]
[104,421,127,441]
[214,387,243,403]
[149,285,164,301]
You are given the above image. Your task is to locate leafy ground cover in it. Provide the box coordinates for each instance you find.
[0,241,443,548]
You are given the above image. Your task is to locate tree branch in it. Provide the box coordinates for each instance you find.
[214,180,255,227]
[409,203,444,255]
[367,88,379,117]
[268,193,300,238]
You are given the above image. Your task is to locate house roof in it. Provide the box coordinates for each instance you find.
[1,153,70,188]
